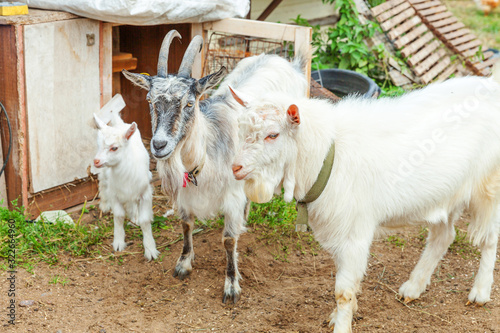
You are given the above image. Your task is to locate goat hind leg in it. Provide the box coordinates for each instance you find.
[139,220,160,261]
[399,220,456,302]
[468,217,499,305]
[173,212,195,280]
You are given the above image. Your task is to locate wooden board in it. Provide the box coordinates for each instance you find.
[0,8,78,25]
[28,178,98,217]
[0,25,24,208]
[24,19,101,192]
[394,24,427,48]
[400,32,433,57]
[0,148,6,207]
[407,39,440,66]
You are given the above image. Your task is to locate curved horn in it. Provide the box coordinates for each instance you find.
[157,30,182,77]
[178,35,204,78]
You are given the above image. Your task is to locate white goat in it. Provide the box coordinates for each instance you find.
[122,30,309,302]
[93,114,159,261]
[231,68,500,332]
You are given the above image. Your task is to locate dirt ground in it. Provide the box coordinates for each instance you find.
[1,210,499,333]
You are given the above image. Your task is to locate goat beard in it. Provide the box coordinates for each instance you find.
[243,176,276,204]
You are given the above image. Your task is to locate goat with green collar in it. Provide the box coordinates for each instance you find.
[230,66,500,332]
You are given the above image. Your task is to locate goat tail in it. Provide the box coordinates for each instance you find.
[491,61,500,84]
[292,38,312,75]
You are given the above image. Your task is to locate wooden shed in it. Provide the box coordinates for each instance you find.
[0,8,312,216]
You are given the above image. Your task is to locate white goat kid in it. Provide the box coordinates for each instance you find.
[122,30,308,303]
[93,114,159,261]
[231,69,500,332]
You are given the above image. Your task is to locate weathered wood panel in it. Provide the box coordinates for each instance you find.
[0,25,23,208]
[28,179,98,217]
[394,24,427,48]
[24,19,101,192]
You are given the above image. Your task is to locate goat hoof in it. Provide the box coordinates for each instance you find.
[222,290,241,304]
[403,297,414,304]
[173,267,191,280]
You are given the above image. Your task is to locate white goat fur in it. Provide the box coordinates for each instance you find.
[233,69,500,332]
[93,114,159,261]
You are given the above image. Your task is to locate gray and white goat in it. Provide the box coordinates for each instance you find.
[122,30,308,302]
[93,113,159,261]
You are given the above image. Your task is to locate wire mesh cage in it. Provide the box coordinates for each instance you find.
[202,32,295,77]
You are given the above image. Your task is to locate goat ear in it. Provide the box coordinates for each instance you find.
[122,70,152,91]
[93,113,107,130]
[286,105,300,125]
[228,85,249,107]
[125,122,137,140]
[196,66,227,95]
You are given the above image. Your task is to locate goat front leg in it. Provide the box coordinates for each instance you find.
[222,199,248,304]
[173,211,195,280]
[137,197,159,261]
[112,205,127,252]
[328,227,374,333]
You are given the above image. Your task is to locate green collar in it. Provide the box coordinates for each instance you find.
[295,142,335,231]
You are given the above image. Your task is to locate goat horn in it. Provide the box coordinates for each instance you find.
[178,35,203,77]
[157,30,182,77]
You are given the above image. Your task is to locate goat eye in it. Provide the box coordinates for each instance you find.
[110,147,118,151]
[266,133,279,140]
[146,98,151,103]
[186,102,193,107]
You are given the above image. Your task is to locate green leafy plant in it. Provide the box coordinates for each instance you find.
[294,0,386,78]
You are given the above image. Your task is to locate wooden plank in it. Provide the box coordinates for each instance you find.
[388,16,421,40]
[112,56,137,73]
[443,28,470,40]
[24,19,101,192]
[295,27,312,97]
[474,57,498,70]
[371,0,406,17]
[482,67,492,76]
[401,32,433,57]
[408,39,440,66]
[450,34,477,46]
[413,1,441,10]
[435,63,459,82]
[257,0,284,21]
[426,11,453,22]
[432,17,458,28]
[377,2,411,23]
[408,0,427,4]
[191,23,206,80]
[28,179,98,218]
[437,22,465,34]
[203,18,299,42]
[472,51,494,63]
[388,56,419,82]
[394,24,428,48]
[463,46,480,58]
[456,39,482,52]
[16,25,29,208]
[381,8,416,31]
[0,8,79,25]
[419,5,448,17]
[414,48,446,76]
[389,68,412,86]
[310,79,340,102]
[0,25,22,208]
[421,57,451,83]
[101,22,113,106]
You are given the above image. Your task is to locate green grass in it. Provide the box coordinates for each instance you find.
[444,0,500,49]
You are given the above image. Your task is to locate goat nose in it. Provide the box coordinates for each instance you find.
[152,138,167,151]
[232,164,242,174]
[93,159,100,166]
